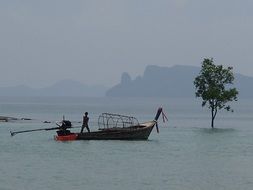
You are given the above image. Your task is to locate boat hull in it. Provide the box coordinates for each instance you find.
[77,121,155,140]
[55,121,156,141]
[54,133,77,141]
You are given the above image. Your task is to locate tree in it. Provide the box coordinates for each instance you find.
[194,58,238,128]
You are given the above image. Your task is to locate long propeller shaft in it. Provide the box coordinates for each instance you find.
[10,126,81,136]
[10,127,60,136]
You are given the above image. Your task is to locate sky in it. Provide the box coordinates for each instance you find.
[0,0,252,88]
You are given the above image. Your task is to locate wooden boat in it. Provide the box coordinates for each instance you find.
[75,120,156,140]
[54,107,166,141]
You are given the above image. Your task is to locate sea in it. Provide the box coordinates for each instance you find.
[0,97,253,190]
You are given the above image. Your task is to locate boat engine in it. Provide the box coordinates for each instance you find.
[57,120,72,136]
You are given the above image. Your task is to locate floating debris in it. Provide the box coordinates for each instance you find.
[0,116,18,122]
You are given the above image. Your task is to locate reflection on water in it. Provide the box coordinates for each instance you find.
[195,127,236,134]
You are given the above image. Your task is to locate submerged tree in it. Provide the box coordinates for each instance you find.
[194,58,238,128]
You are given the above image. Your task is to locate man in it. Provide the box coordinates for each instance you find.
[81,112,90,133]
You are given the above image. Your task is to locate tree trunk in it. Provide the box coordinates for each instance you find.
[211,106,218,128]
[211,116,214,128]
[211,106,214,128]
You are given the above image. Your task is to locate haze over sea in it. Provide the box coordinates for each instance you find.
[0,97,253,190]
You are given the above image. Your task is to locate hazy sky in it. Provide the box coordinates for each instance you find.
[0,0,252,88]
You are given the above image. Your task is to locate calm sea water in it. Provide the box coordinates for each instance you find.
[0,97,253,190]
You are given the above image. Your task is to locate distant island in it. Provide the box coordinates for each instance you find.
[106,65,253,98]
[0,79,107,97]
[1,65,252,98]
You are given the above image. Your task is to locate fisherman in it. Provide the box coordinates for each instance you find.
[81,112,90,133]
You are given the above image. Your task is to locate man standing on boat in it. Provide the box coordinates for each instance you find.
[81,112,90,133]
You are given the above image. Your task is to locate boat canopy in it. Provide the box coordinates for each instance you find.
[98,113,139,129]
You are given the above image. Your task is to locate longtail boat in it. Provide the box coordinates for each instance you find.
[55,107,167,141]
[10,107,167,141]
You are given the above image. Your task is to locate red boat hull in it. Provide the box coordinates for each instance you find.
[54,133,77,141]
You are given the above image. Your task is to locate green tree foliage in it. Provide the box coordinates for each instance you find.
[194,58,238,128]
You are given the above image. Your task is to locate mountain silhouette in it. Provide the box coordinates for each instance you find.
[106,65,253,98]
[1,66,252,98]
[0,79,107,97]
